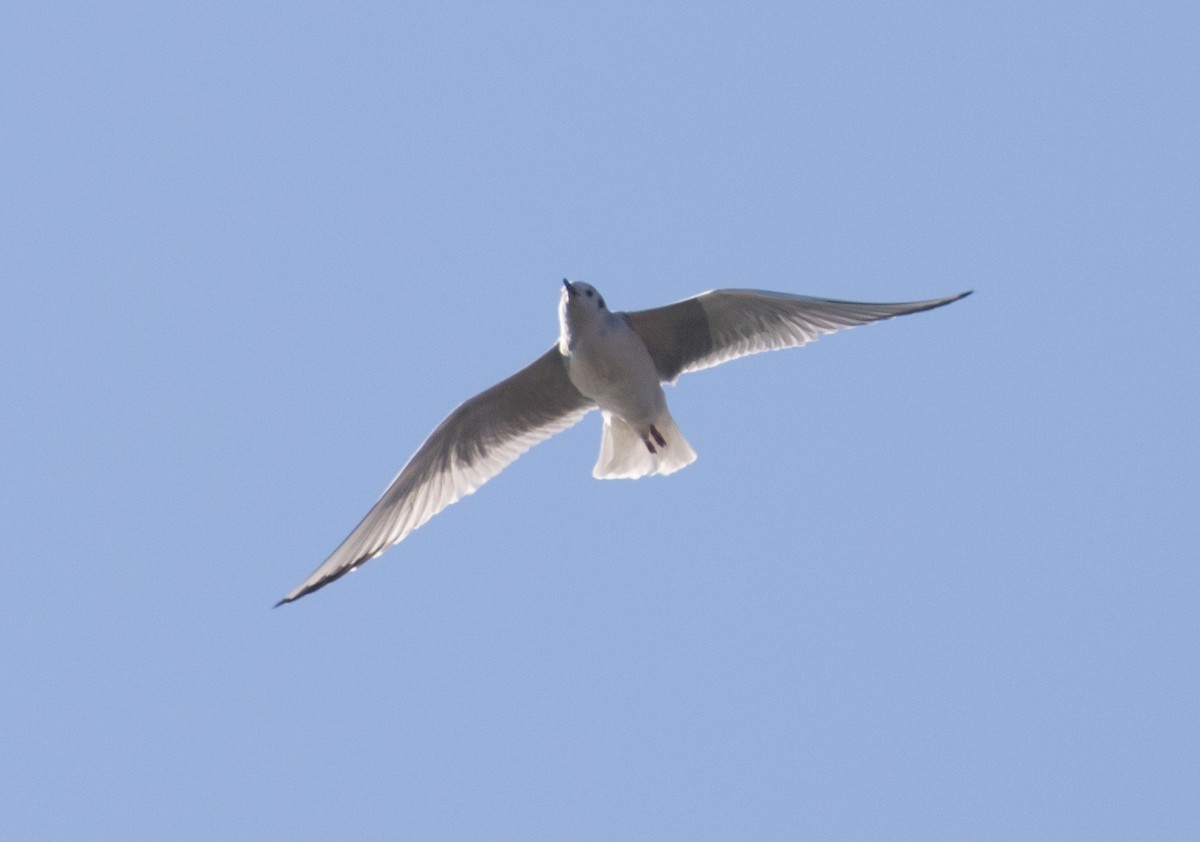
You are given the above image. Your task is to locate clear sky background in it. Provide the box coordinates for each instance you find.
[3,2,1197,839]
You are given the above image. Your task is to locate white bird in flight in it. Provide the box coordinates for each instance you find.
[277,281,970,605]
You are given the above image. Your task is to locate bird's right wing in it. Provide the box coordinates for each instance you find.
[625,289,972,383]
[277,346,595,605]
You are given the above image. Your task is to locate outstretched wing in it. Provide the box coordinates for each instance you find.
[277,346,595,605]
[624,289,971,383]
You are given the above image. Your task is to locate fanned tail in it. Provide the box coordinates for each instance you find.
[593,409,697,479]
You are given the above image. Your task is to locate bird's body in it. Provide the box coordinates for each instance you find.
[560,288,663,424]
[276,280,970,605]
[558,281,695,478]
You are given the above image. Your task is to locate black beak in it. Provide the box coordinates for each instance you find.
[562,279,577,297]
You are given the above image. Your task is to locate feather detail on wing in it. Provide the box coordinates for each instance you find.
[277,346,594,605]
[625,289,972,383]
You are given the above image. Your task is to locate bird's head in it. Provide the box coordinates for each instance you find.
[559,279,609,352]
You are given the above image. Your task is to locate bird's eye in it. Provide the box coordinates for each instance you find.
[598,297,605,308]
[586,289,593,297]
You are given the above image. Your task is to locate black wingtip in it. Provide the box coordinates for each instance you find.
[924,290,973,311]
[271,563,358,609]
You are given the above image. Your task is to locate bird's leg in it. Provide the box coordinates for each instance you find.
[642,424,667,453]
[650,424,667,448]
[641,424,668,454]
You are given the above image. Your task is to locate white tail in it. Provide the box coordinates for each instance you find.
[593,409,697,480]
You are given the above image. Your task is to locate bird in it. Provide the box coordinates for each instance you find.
[276,280,971,605]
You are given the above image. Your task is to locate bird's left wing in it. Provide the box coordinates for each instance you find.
[277,346,595,605]
[625,289,971,383]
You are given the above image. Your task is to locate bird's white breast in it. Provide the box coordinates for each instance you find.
[565,315,665,424]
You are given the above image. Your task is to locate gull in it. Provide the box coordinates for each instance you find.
[276,280,970,605]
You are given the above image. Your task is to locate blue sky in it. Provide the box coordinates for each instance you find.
[3,1,1197,839]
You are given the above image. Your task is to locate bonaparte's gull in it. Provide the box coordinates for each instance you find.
[277,280,970,604]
